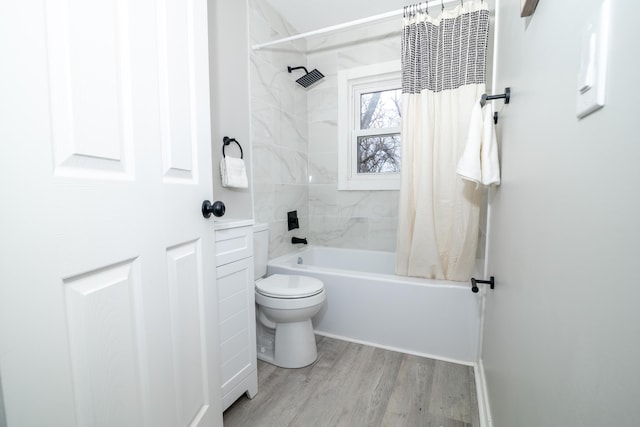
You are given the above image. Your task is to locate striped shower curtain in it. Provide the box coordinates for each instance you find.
[395,0,490,281]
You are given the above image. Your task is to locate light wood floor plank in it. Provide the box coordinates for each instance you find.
[330,347,404,427]
[380,354,436,427]
[288,341,372,426]
[223,336,479,427]
[429,360,477,424]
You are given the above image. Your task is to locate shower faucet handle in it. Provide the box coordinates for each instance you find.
[287,210,299,230]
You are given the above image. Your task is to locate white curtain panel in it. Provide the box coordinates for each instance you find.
[395,0,490,281]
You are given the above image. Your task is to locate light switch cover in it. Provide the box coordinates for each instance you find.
[576,0,610,119]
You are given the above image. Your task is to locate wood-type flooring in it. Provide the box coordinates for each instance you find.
[223,335,480,427]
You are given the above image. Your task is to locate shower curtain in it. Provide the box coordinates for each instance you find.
[395,0,490,281]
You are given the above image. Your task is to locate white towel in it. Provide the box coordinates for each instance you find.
[456,99,501,186]
[220,156,248,188]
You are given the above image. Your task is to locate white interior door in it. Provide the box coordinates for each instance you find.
[0,1,222,426]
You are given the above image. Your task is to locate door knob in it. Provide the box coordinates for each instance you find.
[202,200,225,218]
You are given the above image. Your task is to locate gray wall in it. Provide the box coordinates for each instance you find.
[208,0,253,219]
[483,0,640,426]
[0,371,5,427]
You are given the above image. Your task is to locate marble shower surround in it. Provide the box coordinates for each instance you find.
[250,0,310,259]
[250,2,487,259]
[306,21,402,252]
[250,1,402,255]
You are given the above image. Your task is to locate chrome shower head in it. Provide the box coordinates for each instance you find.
[287,66,324,88]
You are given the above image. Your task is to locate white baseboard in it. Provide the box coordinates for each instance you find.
[314,330,475,367]
[474,358,493,427]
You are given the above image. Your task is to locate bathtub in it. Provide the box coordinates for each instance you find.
[267,246,483,364]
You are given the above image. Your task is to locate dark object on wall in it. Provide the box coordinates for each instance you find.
[480,87,511,124]
[287,66,324,88]
[288,210,300,230]
[480,87,511,107]
[521,0,540,17]
[202,200,226,218]
[291,237,308,245]
[470,276,495,293]
[222,136,243,159]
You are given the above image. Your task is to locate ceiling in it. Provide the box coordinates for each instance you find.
[264,0,417,34]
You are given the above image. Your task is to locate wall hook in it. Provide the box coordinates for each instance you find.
[480,87,511,107]
[470,276,495,293]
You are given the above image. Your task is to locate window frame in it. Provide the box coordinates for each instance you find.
[338,61,402,191]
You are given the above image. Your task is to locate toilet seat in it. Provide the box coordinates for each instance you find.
[256,274,324,299]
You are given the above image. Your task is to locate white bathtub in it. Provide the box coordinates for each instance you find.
[267,246,483,364]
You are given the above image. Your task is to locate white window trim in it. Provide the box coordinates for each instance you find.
[338,60,401,191]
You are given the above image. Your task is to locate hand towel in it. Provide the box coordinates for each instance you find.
[456,99,501,186]
[479,102,500,186]
[220,156,248,188]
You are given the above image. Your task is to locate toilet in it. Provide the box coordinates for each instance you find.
[253,223,326,368]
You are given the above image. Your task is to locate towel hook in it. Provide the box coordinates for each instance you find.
[470,276,495,293]
[480,87,511,107]
[222,136,244,159]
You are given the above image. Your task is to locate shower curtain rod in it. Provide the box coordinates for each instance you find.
[252,0,462,51]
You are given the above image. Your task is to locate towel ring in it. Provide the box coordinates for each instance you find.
[222,136,243,159]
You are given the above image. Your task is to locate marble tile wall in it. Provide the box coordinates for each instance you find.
[306,21,402,252]
[249,2,488,264]
[249,6,410,254]
[249,0,309,259]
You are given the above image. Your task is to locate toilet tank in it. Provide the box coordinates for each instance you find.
[253,223,269,280]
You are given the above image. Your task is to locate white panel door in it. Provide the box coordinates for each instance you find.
[0,1,222,426]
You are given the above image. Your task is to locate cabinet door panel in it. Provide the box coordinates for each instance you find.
[216,257,256,396]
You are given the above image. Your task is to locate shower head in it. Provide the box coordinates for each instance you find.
[287,66,324,88]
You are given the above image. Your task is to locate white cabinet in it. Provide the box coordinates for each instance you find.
[215,222,257,411]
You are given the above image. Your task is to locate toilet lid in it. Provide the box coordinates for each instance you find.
[256,274,324,298]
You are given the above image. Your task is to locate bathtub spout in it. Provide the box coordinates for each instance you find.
[292,237,307,245]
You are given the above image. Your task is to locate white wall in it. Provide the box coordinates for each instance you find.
[483,1,640,426]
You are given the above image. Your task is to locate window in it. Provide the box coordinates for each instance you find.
[338,61,401,190]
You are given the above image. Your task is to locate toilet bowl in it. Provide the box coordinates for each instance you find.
[253,224,326,368]
[255,274,325,368]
